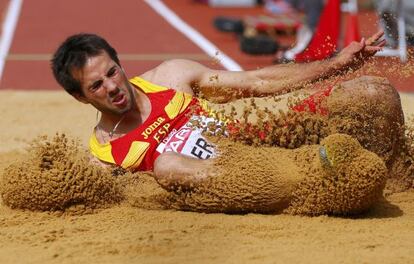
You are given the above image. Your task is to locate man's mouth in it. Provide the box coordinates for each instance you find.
[112,93,127,107]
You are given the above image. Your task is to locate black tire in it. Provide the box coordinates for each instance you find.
[240,35,279,55]
[213,16,244,34]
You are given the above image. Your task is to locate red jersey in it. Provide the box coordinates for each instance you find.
[89,77,219,171]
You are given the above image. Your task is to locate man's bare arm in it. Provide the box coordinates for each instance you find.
[194,31,386,102]
[142,31,384,103]
[153,152,218,191]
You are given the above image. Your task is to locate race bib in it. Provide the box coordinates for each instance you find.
[156,116,225,159]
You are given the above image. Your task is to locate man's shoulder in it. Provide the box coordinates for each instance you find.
[138,60,181,84]
[141,59,205,78]
[138,59,209,94]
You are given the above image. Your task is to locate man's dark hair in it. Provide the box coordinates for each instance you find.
[51,33,121,95]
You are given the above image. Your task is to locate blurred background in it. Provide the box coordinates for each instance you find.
[0,0,412,92]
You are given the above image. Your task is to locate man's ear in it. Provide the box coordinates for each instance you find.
[73,93,89,104]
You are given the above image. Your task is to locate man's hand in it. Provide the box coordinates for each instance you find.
[335,30,386,71]
[154,152,218,192]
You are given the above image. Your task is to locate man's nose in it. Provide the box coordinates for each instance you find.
[104,77,117,92]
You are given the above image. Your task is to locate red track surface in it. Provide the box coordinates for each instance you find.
[0,0,209,90]
[0,0,413,92]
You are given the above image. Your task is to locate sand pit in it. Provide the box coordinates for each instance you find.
[161,134,387,216]
[0,134,123,212]
[0,82,414,263]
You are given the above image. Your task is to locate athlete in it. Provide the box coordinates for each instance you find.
[51,31,403,190]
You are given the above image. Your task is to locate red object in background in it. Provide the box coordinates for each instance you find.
[343,13,361,46]
[294,0,341,62]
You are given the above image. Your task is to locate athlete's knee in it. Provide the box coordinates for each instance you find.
[327,76,404,164]
[330,76,403,121]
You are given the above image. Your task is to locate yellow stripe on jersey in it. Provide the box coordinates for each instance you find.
[121,141,150,169]
[164,92,184,119]
[164,91,193,119]
[89,131,115,164]
[129,77,168,93]
[181,92,193,113]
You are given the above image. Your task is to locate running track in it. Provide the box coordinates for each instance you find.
[0,0,413,91]
[0,0,217,90]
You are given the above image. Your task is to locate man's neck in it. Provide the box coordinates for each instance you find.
[97,88,151,142]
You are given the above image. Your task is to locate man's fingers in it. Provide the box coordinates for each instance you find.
[367,37,386,46]
[365,46,382,51]
[365,30,385,46]
[373,30,384,39]
[360,37,366,48]
[375,39,386,48]
[364,46,382,55]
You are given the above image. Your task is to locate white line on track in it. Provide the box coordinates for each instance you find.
[144,0,243,71]
[0,0,23,83]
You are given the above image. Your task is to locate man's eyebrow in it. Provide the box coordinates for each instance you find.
[88,79,102,89]
[86,64,117,89]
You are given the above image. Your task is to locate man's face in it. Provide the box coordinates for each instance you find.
[73,51,133,116]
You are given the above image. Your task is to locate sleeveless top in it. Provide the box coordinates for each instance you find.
[89,77,222,171]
